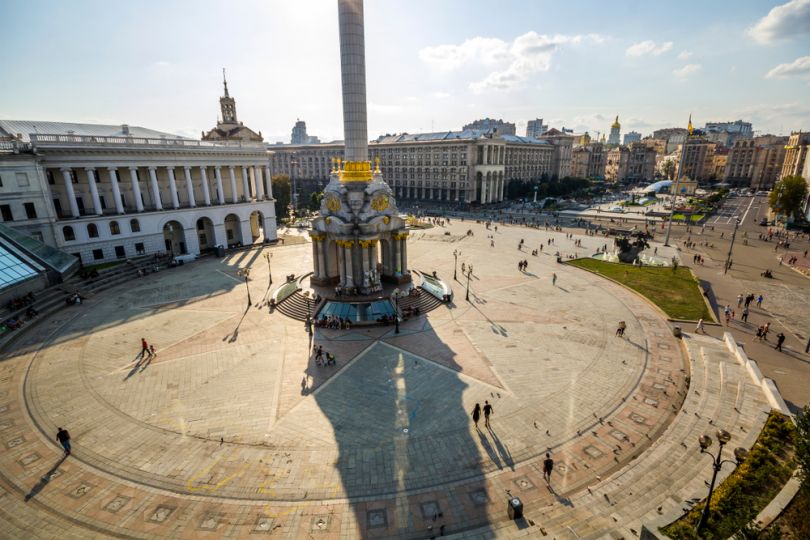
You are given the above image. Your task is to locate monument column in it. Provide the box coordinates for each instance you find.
[312,239,321,278]
[337,241,346,286]
[318,241,327,280]
[338,0,369,163]
[400,236,408,272]
[344,242,354,287]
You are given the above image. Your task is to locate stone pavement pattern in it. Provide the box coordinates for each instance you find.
[0,220,772,538]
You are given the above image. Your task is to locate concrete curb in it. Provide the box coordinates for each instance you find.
[722,331,791,415]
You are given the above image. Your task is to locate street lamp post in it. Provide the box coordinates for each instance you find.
[264,251,273,288]
[465,264,473,302]
[453,249,460,281]
[392,288,402,334]
[696,430,748,533]
[237,267,252,307]
[724,217,741,274]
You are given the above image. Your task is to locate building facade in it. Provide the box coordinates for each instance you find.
[0,121,276,265]
[780,131,810,179]
[704,120,753,146]
[604,144,656,183]
[623,131,641,145]
[462,118,516,136]
[526,118,548,138]
[677,136,716,182]
[607,116,621,146]
[571,143,606,179]
[290,120,321,145]
[201,74,264,143]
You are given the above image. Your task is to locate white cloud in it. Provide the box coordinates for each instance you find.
[766,55,810,79]
[677,50,692,61]
[747,0,810,43]
[673,64,702,79]
[420,32,605,93]
[625,40,673,57]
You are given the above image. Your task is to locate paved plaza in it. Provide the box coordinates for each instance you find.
[0,219,776,538]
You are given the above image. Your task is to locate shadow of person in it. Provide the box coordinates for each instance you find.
[488,428,515,471]
[24,455,67,502]
[123,357,144,381]
[623,338,649,352]
[478,429,503,470]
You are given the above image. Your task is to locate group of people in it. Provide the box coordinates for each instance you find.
[316,315,351,330]
[691,253,705,265]
[517,260,529,272]
[313,345,336,367]
[139,338,157,358]
[6,291,35,311]
[65,290,85,306]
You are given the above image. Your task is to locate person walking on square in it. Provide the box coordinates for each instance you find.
[737,294,743,308]
[140,338,149,358]
[315,345,324,366]
[616,321,626,337]
[543,452,554,482]
[149,344,156,357]
[483,400,493,428]
[742,306,749,323]
[471,403,481,429]
[775,332,785,352]
[695,318,705,334]
[56,427,71,455]
[762,322,770,341]
[757,294,763,308]
[552,273,557,287]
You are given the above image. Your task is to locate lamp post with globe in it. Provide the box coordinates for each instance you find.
[236,267,252,307]
[391,288,406,334]
[453,249,460,281]
[695,429,749,533]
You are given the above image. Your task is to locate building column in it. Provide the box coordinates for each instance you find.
[128,167,144,212]
[199,166,211,205]
[317,241,326,280]
[228,166,239,204]
[254,166,266,200]
[241,166,252,201]
[214,166,225,204]
[394,236,402,274]
[166,167,180,209]
[361,243,370,285]
[264,165,274,199]
[85,168,102,215]
[184,166,196,207]
[337,242,346,286]
[107,167,124,214]
[400,237,408,273]
[60,168,80,217]
[148,166,163,210]
[312,240,321,278]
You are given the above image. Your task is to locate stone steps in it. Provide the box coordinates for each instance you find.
[274,289,312,321]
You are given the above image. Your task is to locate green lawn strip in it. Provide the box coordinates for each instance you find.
[661,412,797,539]
[567,259,711,321]
[672,213,705,222]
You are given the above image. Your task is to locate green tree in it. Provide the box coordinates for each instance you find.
[662,159,676,180]
[769,176,809,221]
[271,175,291,221]
[309,191,324,211]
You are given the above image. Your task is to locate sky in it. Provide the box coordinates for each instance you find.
[2,0,810,143]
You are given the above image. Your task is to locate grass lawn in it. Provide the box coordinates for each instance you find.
[673,213,705,222]
[568,258,712,321]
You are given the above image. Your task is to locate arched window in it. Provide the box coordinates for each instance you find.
[62,225,75,241]
[87,223,99,238]
[130,218,140,233]
[110,221,120,235]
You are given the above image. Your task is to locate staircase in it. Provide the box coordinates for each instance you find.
[397,289,445,315]
[274,290,312,321]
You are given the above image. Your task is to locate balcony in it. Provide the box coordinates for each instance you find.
[30,134,264,150]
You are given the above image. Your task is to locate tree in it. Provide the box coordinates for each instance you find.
[309,191,324,211]
[271,175,291,221]
[662,159,676,180]
[769,176,809,221]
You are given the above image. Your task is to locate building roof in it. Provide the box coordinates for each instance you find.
[0,120,186,143]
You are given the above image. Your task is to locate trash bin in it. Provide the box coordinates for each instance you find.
[673,326,682,338]
[507,496,523,520]
[215,245,225,257]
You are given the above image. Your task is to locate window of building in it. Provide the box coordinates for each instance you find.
[16,172,30,187]
[63,225,75,241]
[0,205,13,222]
[114,246,126,259]
[92,249,104,260]
[47,170,55,185]
[130,218,140,232]
[110,221,120,235]
[87,223,99,238]
[135,242,145,254]
[24,202,36,219]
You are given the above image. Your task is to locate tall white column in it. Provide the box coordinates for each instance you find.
[401,238,408,272]
[312,241,321,277]
[317,241,326,279]
[166,167,180,209]
[338,0,369,162]
[199,166,211,205]
[128,167,144,212]
[184,166,196,207]
[241,166,251,201]
[107,167,124,214]
[344,245,354,286]
[394,237,402,274]
[228,166,239,203]
[214,166,225,204]
[264,165,274,199]
[60,168,80,218]
[254,166,266,200]
[85,168,102,215]
[148,166,163,210]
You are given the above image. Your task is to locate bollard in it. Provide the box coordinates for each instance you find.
[507,496,523,520]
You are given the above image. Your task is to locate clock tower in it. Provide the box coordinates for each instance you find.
[201,69,263,142]
[219,68,237,124]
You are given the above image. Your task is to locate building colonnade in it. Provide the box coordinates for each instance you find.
[311,232,409,289]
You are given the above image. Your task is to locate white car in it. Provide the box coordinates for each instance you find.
[608,206,625,213]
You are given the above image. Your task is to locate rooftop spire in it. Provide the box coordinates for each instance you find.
[222,67,229,98]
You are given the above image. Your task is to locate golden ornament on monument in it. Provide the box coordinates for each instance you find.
[325,195,341,213]
[370,193,389,211]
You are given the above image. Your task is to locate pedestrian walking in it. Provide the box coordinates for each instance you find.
[543,452,554,482]
[56,427,71,455]
[742,306,749,323]
[552,273,557,287]
[737,294,743,308]
[695,318,705,334]
[471,403,481,429]
[616,321,626,337]
[757,295,763,308]
[483,400,493,428]
[724,305,731,325]
[762,322,770,341]
[148,344,156,357]
[775,332,785,352]
[315,345,324,366]
[140,338,149,357]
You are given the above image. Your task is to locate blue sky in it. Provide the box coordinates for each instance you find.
[2,0,809,142]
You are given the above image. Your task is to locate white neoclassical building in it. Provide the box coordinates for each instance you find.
[0,120,277,264]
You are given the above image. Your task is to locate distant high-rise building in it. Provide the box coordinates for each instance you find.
[704,120,753,146]
[781,131,810,179]
[623,131,641,145]
[291,119,321,145]
[463,118,516,136]
[526,118,548,138]
[607,116,621,146]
